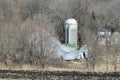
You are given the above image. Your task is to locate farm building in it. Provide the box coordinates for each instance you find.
[56,18,88,61]
[65,18,78,48]
[98,27,120,46]
[57,44,88,61]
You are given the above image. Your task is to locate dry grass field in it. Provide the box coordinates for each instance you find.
[0,56,120,72]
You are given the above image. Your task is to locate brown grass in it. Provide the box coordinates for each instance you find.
[0,60,120,72]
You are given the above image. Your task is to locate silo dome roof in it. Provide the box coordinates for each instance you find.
[65,18,77,25]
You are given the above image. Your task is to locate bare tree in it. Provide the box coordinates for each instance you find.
[0,0,13,23]
[111,43,120,72]
[0,24,17,67]
[103,11,120,71]
[12,17,56,68]
[20,0,52,21]
[83,11,100,71]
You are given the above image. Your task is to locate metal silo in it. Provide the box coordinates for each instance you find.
[65,18,78,47]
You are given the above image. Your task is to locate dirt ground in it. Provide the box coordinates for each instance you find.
[0,70,120,80]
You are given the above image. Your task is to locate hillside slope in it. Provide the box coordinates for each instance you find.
[89,0,120,15]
